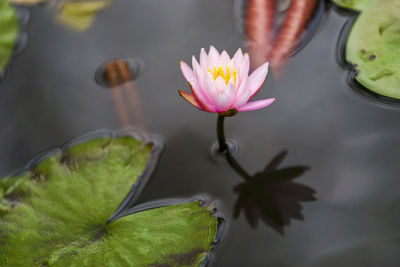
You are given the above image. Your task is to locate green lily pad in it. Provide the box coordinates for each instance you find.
[0,131,221,266]
[0,0,18,71]
[345,0,400,99]
[332,0,373,11]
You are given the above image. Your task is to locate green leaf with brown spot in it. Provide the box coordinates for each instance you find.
[345,0,400,99]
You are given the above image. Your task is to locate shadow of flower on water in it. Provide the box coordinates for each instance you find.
[232,150,316,234]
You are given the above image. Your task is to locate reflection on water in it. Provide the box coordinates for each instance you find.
[209,138,239,163]
[96,58,149,139]
[95,57,144,88]
[12,31,28,56]
[236,0,325,73]
[1,0,400,265]
[14,5,30,27]
[232,150,316,234]
[243,0,276,69]
[217,115,316,234]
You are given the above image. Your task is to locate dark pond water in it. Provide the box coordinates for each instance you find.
[1,0,400,266]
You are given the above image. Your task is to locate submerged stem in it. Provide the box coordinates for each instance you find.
[216,115,251,181]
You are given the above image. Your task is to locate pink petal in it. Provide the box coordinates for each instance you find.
[220,50,230,66]
[205,72,218,99]
[215,76,227,93]
[228,59,236,76]
[188,59,211,105]
[215,92,231,112]
[246,62,269,97]
[191,56,214,104]
[232,48,243,64]
[180,61,194,82]
[239,53,250,82]
[225,81,236,106]
[209,45,220,57]
[236,98,275,112]
[235,89,251,107]
[228,76,235,88]
[189,82,213,112]
[234,74,248,102]
[191,80,212,101]
[208,45,220,68]
[200,48,208,69]
[192,56,205,85]
[192,56,203,78]
[178,90,205,110]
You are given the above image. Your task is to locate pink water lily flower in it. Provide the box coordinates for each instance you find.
[179,46,275,116]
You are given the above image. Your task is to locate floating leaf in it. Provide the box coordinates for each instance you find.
[56,0,110,31]
[332,0,373,11]
[0,132,221,266]
[0,0,18,71]
[346,0,400,99]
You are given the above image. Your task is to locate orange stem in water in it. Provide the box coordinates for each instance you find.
[270,0,318,74]
[106,62,131,129]
[245,0,277,70]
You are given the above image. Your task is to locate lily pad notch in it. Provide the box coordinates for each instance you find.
[0,129,224,266]
[335,0,400,103]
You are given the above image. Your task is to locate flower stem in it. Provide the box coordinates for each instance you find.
[217,115,228,153]
[217,115,252,181]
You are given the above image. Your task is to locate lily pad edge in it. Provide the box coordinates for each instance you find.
[2,128,165,218]
[335,10,400,107]
[0,128,226,266]
[114,194,226,267]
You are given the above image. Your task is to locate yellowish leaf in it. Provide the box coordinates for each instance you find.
[57,0,110,32]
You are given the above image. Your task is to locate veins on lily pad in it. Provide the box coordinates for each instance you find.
[0,130,222,267]
[335,0,400,101]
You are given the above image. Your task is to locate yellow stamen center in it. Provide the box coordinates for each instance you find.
[209,65,238,85]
